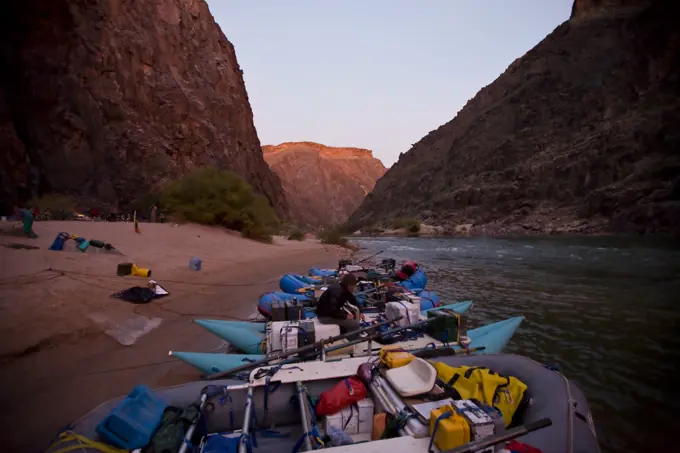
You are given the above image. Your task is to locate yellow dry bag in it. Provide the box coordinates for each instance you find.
[432,363,528,427]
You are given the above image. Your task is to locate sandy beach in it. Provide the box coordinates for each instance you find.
[0,220,347,452]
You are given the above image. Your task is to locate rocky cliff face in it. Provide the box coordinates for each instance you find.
[263,142,386,228]
[0,0,288,217]
[349,0,679,236]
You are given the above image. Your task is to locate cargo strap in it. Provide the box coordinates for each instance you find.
[219,394,235,430]
[240,432,254,453]
[396,301,412,324]
[344,378,354,396]
[342,403,360,431]
[291,426,323,453]
[427,410,453,453]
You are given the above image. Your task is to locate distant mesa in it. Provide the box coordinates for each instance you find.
[263,142,386,229]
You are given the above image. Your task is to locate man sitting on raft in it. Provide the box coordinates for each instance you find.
[317,274,363,340]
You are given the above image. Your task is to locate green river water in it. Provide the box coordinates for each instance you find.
[352,236,680,453]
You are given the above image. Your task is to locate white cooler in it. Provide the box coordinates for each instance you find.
[322,398,374,435]
[385,301,420,327]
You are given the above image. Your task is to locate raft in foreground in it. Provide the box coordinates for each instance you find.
[67,354,599,453]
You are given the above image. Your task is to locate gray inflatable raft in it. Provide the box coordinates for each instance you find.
[66,354,600,453]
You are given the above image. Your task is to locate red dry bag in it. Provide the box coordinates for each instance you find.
[315,376,367,416]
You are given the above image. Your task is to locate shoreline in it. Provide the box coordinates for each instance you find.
[0,221,346,452]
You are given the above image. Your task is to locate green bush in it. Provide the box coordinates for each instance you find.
[161,167,280,242]
[288,228,305,241]
[28,194,74,220]
[393,217,421,234]
[318,226,349,247]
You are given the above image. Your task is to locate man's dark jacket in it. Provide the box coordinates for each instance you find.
[316,283,359,319]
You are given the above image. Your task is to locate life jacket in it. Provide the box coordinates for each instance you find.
[432,363,528,427]
[395,261,417,281]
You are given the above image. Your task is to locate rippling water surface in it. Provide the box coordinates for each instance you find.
[353,236,680,453]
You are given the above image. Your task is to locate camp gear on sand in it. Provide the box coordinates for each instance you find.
[132,264,151,277]
[77,239,90,252]
[111,282,169,304]
[189,257,203,271]
[49,232,71,251]
[116,263,152,277]
[117,263,133,276]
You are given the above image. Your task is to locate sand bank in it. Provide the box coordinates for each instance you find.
[0,220,348,452]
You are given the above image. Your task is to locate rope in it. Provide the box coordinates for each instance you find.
[560,372,581,453]
[50,268,283,287]
[46,432,126,453]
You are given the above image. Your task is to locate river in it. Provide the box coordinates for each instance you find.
[351,236,680,453]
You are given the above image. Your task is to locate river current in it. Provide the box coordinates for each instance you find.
[351,236,680,453]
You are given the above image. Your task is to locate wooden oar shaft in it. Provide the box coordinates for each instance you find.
[204,316,402,380]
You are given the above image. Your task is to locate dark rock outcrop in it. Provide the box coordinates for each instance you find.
[0,0,288,217]
[263,142,386,228]
[349,0,679,236]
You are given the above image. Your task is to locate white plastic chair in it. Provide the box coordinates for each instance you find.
[384,357,437,397]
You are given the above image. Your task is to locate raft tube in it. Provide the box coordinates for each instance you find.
[169,351,266,375]
[308,268,337,277]
[174,314,522,373]
[410,288,440,310]
[398,268,428,290]
[279,274,321,294]
[257,292,313,317]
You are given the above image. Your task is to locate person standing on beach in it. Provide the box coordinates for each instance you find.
[14,206,37,238]
[316,274,363,340]
[150,204,158,223]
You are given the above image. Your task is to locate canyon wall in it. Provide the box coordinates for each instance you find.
[349,0,679,236]
[0,0,288,217]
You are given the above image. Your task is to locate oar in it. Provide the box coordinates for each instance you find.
[204,313,462,380]
[203,316,402,380]
[355,249,385,265]
[442,418,552,453]
[320,314,455,356]
[411,346,487,359]
[251,314,463,373]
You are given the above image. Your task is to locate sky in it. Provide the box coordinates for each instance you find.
[207,1,574,167]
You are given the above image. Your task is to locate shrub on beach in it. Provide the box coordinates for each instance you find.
[393,217,421,234]
[318,226,349,247]
[161,167,280,242]
[288,228,305,241]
